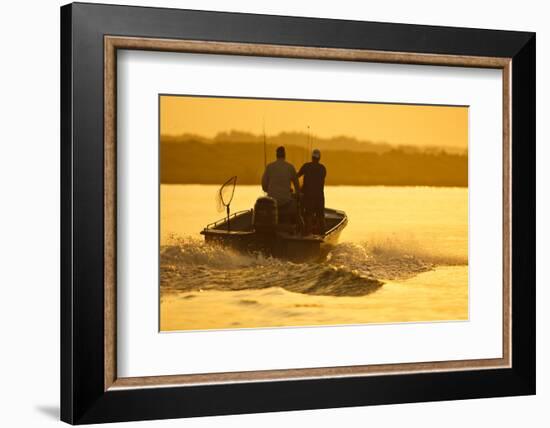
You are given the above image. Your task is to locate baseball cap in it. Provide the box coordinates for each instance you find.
[312,148,321,158]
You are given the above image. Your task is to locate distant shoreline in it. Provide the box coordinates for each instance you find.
[161,138,468,188]
[160,182,468,188]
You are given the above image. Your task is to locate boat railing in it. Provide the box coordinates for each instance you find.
[203,209,252,230]
[323,211,348,236]
[203,208,347,235]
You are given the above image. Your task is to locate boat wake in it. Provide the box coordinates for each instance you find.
[160,235,466,297]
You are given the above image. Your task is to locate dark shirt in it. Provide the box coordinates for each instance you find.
[298,162,326,200]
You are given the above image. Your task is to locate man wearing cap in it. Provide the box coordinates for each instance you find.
[298,149,326,234]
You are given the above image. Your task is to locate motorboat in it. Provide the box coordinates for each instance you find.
[201,195,348,262]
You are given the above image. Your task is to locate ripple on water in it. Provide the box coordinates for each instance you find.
[159,236,457,297]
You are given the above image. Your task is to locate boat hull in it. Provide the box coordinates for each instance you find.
[201,208,347,262]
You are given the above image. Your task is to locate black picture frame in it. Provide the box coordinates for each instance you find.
[61,2,535,424]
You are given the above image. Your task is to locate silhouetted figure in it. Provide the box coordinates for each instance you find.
[298,149,326,234]
[262,146,300,222]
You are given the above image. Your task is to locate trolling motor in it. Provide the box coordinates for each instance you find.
[253,196,278,233]
[217,176,237,232]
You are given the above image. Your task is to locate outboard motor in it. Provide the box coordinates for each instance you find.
[253,196,278,233]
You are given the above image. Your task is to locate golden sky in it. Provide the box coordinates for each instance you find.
[160,95,468,149]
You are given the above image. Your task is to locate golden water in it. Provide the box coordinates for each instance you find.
[160,185,468,331]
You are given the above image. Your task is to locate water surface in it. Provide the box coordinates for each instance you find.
[160,185,468,330]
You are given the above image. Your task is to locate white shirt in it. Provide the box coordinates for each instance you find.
[261,159,299,205]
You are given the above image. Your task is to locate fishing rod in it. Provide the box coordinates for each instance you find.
[307,125,311,161]
[263,118,267,168]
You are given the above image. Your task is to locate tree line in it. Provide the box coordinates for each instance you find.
[160,137,467,187]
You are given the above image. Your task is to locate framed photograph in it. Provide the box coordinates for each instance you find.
[60,2,535,424]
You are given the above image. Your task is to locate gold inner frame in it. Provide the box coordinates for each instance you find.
[104,35,512,391]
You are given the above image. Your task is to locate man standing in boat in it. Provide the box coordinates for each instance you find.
[298,149,326,234]
[261,146,300,221]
